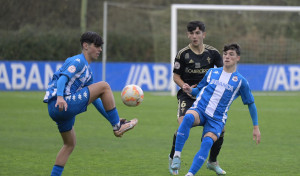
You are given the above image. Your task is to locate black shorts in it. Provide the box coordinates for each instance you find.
[176,89,196,118]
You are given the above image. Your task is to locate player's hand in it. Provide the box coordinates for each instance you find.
[186,84,197,98]
[253,125,261,145]
[55,96,68,112]
[182,83,192,94]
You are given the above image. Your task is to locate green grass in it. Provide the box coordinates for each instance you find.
[0,91,299,176]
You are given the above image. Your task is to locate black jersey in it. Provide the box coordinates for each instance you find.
[173,44,223,86]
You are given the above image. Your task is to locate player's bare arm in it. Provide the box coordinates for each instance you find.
[173,73,185,88]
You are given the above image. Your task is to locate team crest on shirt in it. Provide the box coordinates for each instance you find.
[68,65,76,73]
[174,61,180,69]
[232,76,238,82]
[185,53,190,59]
[207,57,211,64]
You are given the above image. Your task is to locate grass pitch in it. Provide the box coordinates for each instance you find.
[0,91,299,176]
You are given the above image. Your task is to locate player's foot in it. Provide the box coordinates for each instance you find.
[169,156,179,175]
[113,118,138,137]
[185,172,194,176]
[171,156,181,172]
[206,161,226,175]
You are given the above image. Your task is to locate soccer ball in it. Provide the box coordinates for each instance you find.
[121,84,144,107]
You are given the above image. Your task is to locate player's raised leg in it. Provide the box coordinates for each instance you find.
[88,81,138,137]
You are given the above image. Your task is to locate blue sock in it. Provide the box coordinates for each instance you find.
[189,137,214,175]
[51,165,64,176]
[106,107,120,126]
[92,98,109,119]
[175,113,195,152]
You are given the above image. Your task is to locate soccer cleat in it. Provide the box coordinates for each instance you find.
[113,118,138,137]
[206,161,226,175]
[169,156,179,175]
[171,156,181,172]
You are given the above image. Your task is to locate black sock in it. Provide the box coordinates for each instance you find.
[169,130,177,159]
[209,131,224,162]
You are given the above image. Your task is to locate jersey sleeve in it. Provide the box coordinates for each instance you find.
[248,103,258,126]
[56,75,68,96]
[173,51,185,76]
[239,78,255,105]
[60,59,85,80]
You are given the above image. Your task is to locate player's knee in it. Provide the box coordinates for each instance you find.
[100,81,110,89]
[204,132,218,142]
[69,144,76,152]
[202,136,214,145]
[183,113,195,126]
[63,141,76,152]
[95,81,111,93]
[177,116,184,125]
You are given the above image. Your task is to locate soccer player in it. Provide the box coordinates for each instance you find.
[170,43,261,176]
[169,21,225,175]
[43,31,138,176]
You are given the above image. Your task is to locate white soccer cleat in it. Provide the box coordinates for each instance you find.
[113,118,138,137]
[207,161,226,175]
[171,156,181,172]
[169,156,179,175]
[185,172,194,176]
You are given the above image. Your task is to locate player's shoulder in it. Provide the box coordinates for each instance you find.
[235,71,246,79]
[207,67,222,75]
[176,45,190,58]
[235,71,249,85]
[204,44,220,54]
[68,53,85,61]
[66,54,86,65]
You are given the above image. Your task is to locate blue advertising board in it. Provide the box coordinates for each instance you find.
[0,61,300,91]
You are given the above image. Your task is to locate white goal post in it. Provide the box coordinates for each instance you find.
[170,4,300,96]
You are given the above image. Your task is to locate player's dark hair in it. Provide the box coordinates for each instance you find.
[223,43,241,56]
[187,21,206,32]
[80,31,103,48]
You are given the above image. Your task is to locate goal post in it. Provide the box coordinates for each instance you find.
[102,1,108,82]
[170,4,300,96]
[101,2,300,94]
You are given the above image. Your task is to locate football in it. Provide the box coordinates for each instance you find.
[121,84,144,107]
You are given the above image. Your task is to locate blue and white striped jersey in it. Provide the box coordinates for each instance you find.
[191,67,254,123]
[43,53,93,103]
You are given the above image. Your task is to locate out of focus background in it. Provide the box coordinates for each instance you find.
[1,0,299,63]
[0,0,300,92]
